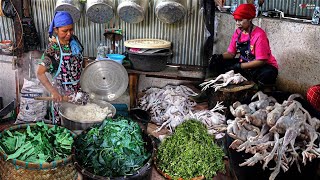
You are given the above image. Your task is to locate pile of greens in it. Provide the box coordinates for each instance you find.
[75,117,150,177]
[0,121,74,163]
[157,120,225,179]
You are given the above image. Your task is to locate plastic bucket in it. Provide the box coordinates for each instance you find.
[107,54,126,64]
[117,0,148,23]
[86,0,114,23]
[128,49,172,72]
[155,0,186,24]
[55,0,82,22]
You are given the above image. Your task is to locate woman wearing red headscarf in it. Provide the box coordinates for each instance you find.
[209,3,278,87]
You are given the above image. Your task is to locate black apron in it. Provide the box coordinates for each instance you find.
[234,26,278,85]
[236,26,255,63]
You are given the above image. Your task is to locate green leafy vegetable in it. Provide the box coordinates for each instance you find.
[157,120,225,179]
[75,117,150,177]
[0,121,74,163]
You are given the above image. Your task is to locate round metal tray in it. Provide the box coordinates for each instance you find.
[80,60,128,101]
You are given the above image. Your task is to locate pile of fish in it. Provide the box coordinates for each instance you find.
[227,91,320,180]
[138,85,227,138]
[200,70,248,91]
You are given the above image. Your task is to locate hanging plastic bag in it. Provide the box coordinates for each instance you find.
[1,0,15,18]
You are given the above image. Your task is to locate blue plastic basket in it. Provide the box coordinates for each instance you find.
[107,54,126,64]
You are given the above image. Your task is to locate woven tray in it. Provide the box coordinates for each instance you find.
[0,123,77,180]
[124,39,171,49]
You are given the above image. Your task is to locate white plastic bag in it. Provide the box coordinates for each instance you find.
[15,78,47,124]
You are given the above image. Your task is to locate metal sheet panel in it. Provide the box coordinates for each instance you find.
[3,1,317,65]
[0,17,14,42]
[224,0,318,18]
[25,0,206,65]
[0,0,206,65]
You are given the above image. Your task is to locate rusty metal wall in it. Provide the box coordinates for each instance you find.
[1,0,318,65]
[28,0,206,66]
[225,0,319,18]
[262,0,319,17]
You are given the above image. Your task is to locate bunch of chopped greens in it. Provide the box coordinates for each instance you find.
[75,117,150,177]
[157,120,225,179]
[0,121,74,163]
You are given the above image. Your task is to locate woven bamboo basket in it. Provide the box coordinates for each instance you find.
[0,123,77,180]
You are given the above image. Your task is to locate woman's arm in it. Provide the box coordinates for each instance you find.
[37,65,63,102]
[241,60,266,69]
[223,52,236,60]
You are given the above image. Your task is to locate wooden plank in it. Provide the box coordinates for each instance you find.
[129,73,139,108]
[12,0,24,58]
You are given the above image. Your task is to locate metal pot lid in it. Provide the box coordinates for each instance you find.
[85,0,114,23]
[55,0,82,23]
[117,1,146,24]
[80,60,128,101]
[155,1,186,24]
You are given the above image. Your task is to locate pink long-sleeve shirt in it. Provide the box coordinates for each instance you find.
[227,26,278,69]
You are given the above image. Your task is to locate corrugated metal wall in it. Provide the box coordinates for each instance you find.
[1,0,319,65]
[0,17,14,42]
[3,0,206,65]
[225,0,319,18]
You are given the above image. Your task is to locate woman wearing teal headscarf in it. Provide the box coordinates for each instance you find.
[37,11,88,124]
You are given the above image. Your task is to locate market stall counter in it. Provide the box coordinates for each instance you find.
[126,65,204,108]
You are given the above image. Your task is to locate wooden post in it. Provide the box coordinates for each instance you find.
[12,0,24,58]
[129,73,139,109]
[201,0,215,78]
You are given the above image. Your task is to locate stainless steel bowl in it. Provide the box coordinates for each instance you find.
[59,100,116,131]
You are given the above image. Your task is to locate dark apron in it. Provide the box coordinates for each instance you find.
[234,27,278,85]
[236,26,255,63]
[51,36,81,124]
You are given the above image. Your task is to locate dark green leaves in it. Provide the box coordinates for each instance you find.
[157,120,225,179]
[0,121,74,163]
[75,117,150,177]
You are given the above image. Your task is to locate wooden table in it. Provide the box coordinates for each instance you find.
[126,65,205,108]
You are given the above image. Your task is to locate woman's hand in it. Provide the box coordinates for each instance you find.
[37,64,63,102]
[51,90,63,102]
[214,0,225,8]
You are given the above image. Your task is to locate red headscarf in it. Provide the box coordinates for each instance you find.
[307,85,320,111]
[233,4,256,20]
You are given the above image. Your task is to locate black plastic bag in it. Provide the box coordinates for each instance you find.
[1,0,15,18]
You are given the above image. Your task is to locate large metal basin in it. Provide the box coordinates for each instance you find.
[59,99,116,130]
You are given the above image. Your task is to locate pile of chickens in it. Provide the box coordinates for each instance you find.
[227,91,320,180]
[138,85,227,138]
